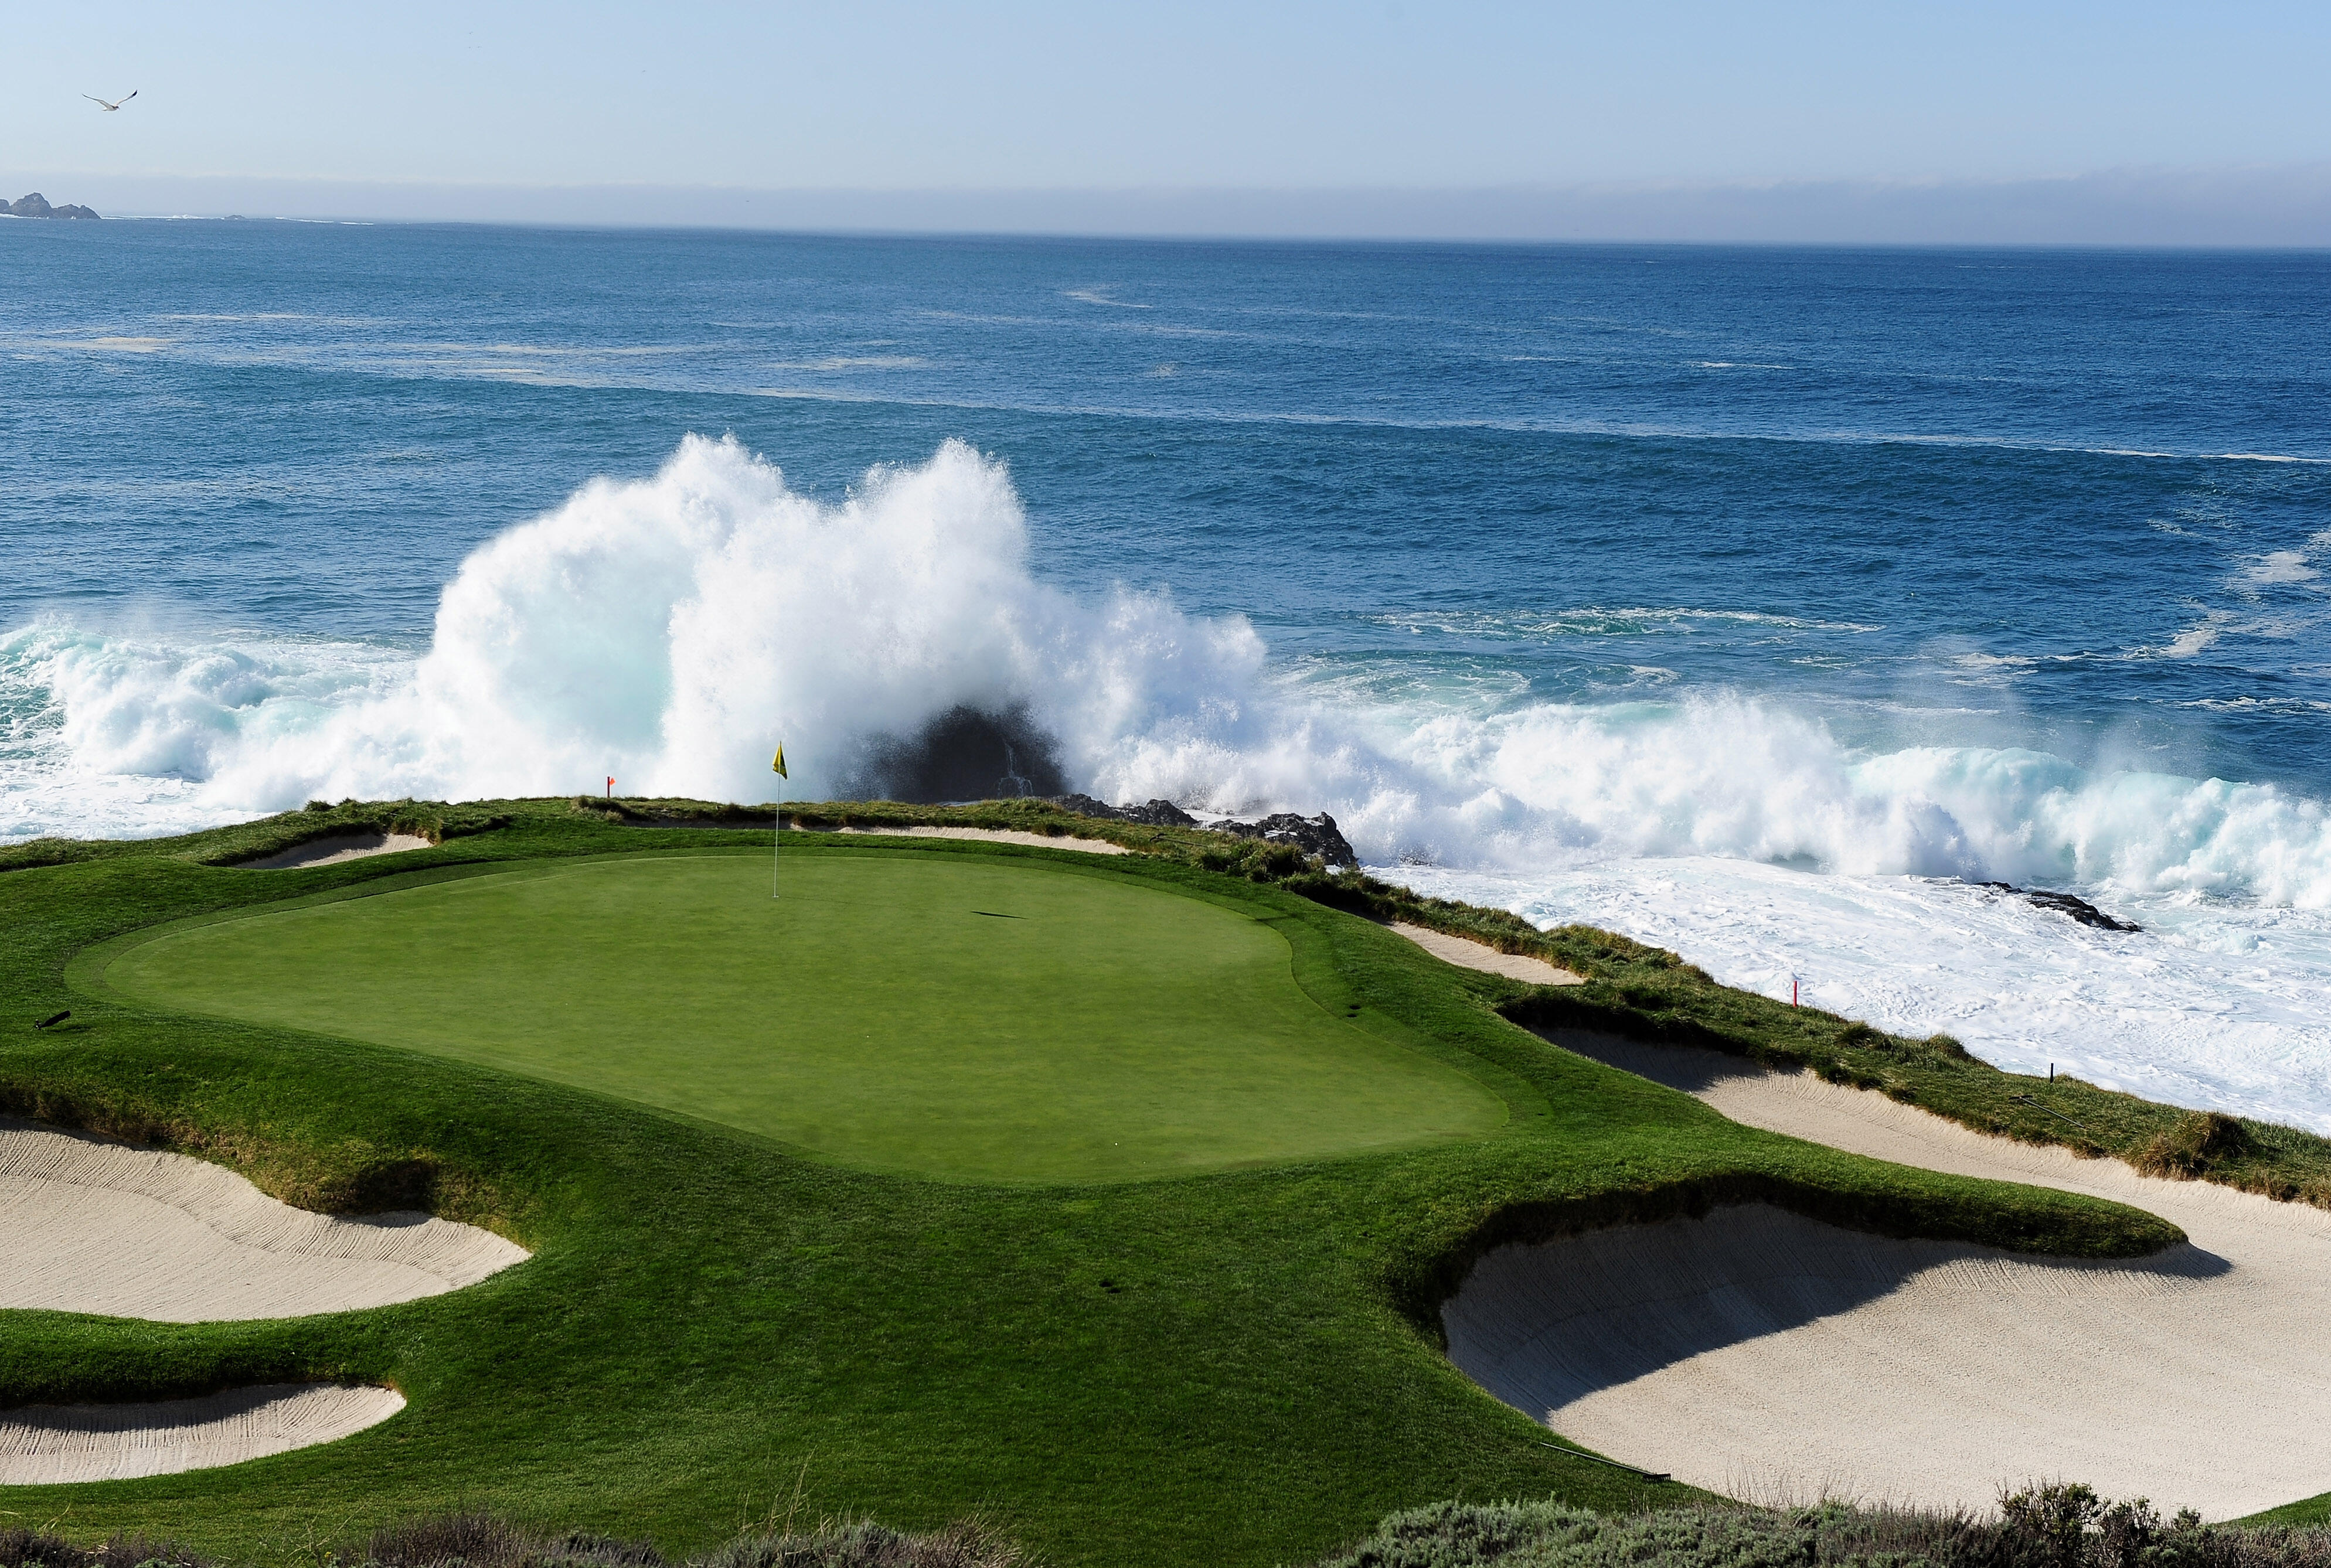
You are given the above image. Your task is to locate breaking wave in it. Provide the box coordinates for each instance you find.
[11,434,2331,1123]
[6,434,2330,913]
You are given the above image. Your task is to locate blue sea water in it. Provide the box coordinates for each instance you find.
[4,221,2329,1123]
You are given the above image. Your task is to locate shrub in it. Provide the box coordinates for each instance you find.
[701,1521,1020,1568]
[2001,1482,2104,1568]
[355,1516,1015,1568]
[1316,1491,2331,1568]
[0,1532,207,1568]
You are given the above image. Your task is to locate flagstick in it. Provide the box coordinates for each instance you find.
[770,744,788,899]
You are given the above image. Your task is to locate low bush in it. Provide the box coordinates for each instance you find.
[366,1512,661,1568]
[359,1514,1019,1568]
[0,1518,1021,1568]
[1318,1487,2331,1568]
[699,1522,1022,1568]
[0,1531,207,1568]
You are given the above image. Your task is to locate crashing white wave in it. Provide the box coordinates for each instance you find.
[7,435,2331,1124]
[4,437,1268,825]
[5,434,2328,905]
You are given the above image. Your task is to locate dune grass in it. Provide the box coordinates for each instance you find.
[0,801,2190,1566]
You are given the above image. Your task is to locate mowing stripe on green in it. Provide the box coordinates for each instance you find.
[101,851,1511,1182]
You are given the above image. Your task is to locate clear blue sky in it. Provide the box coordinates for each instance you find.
[9,2,2330,238]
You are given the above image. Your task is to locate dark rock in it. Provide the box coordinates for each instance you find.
[7,193,100,219]
[1213,811,1357,867]
[836,704,1066,803]
[1978,881,2141,932]
[1045,792,1356,865]
[1046,794,1199,829]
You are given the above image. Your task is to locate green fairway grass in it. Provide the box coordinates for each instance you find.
[0,802,2202,1567]
[97,851,1509,1181]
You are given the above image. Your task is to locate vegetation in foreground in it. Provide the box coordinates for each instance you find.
[15,1488,2331,1568]
[0,796,2255,1563]
[1322,1487,2331,1568]
[0,1512,1019,1568]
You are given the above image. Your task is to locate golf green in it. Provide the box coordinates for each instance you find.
[101,850,1510,1181]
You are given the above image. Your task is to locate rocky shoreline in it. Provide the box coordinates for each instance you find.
[1047,793,1357,866]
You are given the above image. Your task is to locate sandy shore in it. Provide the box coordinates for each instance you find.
[1442,1032,2331,1518]
[1,1119,528,1322]
[236,831,433,869]
[0,1385,405,1484]
[1391,922,1584,986]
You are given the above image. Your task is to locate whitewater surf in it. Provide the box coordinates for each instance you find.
[8,434,2329,1129]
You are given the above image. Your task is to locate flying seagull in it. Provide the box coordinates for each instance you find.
[84,90,137,111]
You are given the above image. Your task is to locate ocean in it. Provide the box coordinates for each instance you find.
[4,220,2327,1126]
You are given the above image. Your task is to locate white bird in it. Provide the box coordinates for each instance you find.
[84,90,137,111]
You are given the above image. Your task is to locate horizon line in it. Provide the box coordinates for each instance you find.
[56,214,2331,255]
[9,165,2331,248]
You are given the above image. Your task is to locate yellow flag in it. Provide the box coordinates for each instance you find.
[771,744,787,779]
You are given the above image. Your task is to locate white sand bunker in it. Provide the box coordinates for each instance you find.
[1445,1032,2331,1518]
[1,1119,529,1322]
[0,1384,404,1485]
[824,824,1129,854]
[235,832,433,870]
[1392,923,1584,986]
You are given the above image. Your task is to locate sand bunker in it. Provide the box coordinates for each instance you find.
[0,1384,404,1485]
[1392,923,1583,986]
[236,832,433,870]
[1,1119,528,1322]
[1444,1032,2331,1517]
[827,824,1128,854]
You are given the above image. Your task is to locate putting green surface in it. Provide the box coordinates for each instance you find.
[102,850,1509,1181]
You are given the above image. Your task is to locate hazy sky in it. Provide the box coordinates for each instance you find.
[9,2,2330,238]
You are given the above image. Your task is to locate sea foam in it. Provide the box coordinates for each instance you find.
[6,436,2330,1124]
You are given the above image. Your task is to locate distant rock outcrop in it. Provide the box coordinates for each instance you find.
[8,193,101,219]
